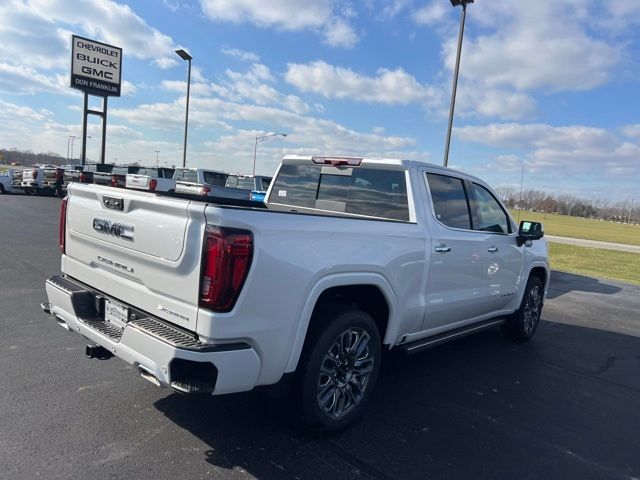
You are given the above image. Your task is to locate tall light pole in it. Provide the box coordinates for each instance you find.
[69,135,90,163]
[443,0,474,168]
[252,133,287,175]
[175,49,192,168]
[67,135,77,161]
[155,150,160,167]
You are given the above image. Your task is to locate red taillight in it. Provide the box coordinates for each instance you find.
[80,172,90,183]
[31,170,38,179]
[199,226,253,312]
[111,176,118,187]
[201,186,211,196]
[59,197,68,254]
[56,169,63,181]
[149,179,158,191]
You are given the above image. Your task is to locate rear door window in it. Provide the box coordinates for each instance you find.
[269,164,409,221]
[426,173,472,230]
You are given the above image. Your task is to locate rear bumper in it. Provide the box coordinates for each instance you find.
[44,275,261,395]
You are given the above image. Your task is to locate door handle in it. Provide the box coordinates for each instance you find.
[488,246,498,253]
[435,245,451,253]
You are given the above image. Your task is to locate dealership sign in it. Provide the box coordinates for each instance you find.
[70,35,122,97]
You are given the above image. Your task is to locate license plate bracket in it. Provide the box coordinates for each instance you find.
[104,298,129,330]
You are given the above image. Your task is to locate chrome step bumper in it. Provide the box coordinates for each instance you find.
[44,275,261,395]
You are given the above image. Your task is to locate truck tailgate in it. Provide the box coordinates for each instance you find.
[63,183,207,331]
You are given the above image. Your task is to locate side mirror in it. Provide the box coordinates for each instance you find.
[517,220,544,247]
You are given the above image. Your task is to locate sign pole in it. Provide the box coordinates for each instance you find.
[70,34,122,166]
[101,97,108,164]
[81,92,89,166]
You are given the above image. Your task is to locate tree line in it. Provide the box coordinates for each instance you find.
[0,148,67,166]
[495,187,637,223]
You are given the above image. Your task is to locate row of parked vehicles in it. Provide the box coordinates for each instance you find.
[0,163,272,201]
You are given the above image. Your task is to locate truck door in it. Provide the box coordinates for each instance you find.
[467,181,523,313]
[422,171,498,330]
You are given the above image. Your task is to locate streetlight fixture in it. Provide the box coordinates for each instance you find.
[175,48,192,168]
[252,133,287,175]
[443,0,474,168]
[155,150,160,167]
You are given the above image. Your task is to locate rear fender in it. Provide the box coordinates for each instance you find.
[284,273,398,373]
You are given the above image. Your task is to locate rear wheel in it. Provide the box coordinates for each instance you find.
[503,276,544,341]
[0,184,5,194]
[294,306,382,432]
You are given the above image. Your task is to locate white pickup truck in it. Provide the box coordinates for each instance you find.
[43,155,548,431]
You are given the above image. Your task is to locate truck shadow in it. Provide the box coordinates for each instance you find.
[547,270,622,299]
[154,321,640,479]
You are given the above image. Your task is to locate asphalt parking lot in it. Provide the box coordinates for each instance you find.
[1,194,639,480]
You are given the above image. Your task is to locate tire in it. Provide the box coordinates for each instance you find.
[294,305,382,432]
[0,184,5,194]
[503,276,544,342]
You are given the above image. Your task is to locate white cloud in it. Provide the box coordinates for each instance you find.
[199,0,358,48]
[454,122,639,177]
[322,17,358,48]
[442,1,620,92]
[221,47,261,62]
[412,1,448,26]
[622,124,640,140]
[0,63,73,96]
[121,80,138,97]
[0,0,179,72]
[161,63,312,114]
[285,60,441,106]
[110,93,421,174]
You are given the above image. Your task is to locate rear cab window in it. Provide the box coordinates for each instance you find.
[173,169,198,182]
[268,162,410,221]
[203,171,228,186]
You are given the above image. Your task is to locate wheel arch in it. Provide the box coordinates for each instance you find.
[284,273,398,373]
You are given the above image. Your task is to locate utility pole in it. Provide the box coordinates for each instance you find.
[443,0,474,168]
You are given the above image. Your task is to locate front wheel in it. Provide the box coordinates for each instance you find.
[503,276,544,341]
[0,184,6,194]
[294,306,382,432]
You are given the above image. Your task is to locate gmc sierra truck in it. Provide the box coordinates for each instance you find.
[42,155,548,431]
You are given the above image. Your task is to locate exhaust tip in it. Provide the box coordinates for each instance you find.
[55,316,70,331]
[138,364,161,387]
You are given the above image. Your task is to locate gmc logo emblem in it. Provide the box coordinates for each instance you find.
[93,218,134,241]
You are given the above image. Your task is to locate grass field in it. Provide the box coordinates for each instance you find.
[512,209,640,246]
[549,243,640,285]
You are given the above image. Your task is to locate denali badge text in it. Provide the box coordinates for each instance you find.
[93,218,134,240]
[97,256,134,273]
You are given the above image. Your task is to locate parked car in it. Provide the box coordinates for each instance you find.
[0,170,16,194]
[125,167,176,192]
[91,164,119,186]
[64,163,114,186]
[20,165,61,195]
[106,165,142,188]
[41,167,65,196]
[173,168,261,199]
[43,155,548,431]
[11,169,23,190]
[61,165,84,194]
[225,174,272,201]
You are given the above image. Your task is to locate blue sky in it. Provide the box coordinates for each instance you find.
[0,0,638,201]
